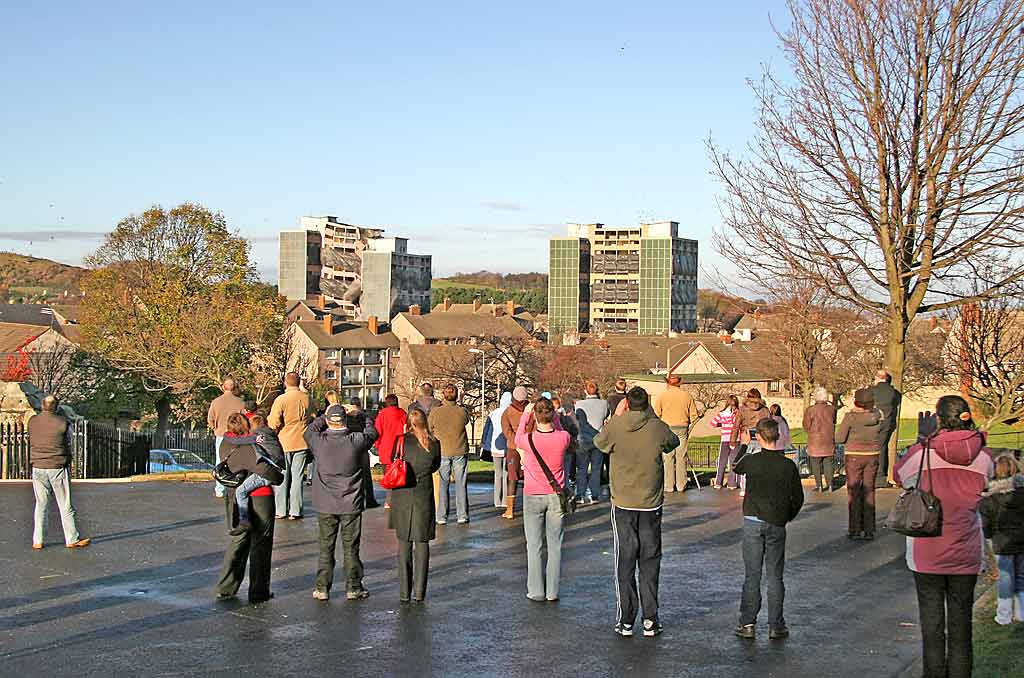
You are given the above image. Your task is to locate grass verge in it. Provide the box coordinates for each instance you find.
[973,590,1024,677]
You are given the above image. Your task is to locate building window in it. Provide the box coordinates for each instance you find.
[325,349,338,360]
[768,380,781,393]
[325,369,337,381]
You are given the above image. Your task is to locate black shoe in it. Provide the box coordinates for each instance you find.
[861,532,875,541]
[215,592,236,601]
[248,592,274,605]
[366,501,381,509]
[642,619,663,637]
[734,624,755,639]
[346,589,370,600]
[769,625,789,640]
[615,622,634,637]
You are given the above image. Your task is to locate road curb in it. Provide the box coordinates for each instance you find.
[129,471,213,483]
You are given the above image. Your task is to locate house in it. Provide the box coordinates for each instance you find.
[289,315,400,409]
[390,306,530,345]
[431,297,536,334]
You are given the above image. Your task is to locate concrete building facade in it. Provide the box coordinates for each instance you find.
[278,229,323,302]
[548,221,698,338]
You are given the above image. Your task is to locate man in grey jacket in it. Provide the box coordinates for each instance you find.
[305,405,378,601]
[29,396,90,550]
[575,380,610,504]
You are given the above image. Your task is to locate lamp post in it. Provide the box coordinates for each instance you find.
[468,348,486,418]
[665,341,692,375]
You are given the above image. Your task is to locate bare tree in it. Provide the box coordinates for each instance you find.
[712,0,1024,395]
[25,341,80,402]
[686,381,735,419]
[950,299,1024,429]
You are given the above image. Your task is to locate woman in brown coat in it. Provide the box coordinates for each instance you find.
[836,389,883,540]
[802,387,837,492]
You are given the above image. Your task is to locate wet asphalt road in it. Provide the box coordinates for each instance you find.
[0,479,922,678]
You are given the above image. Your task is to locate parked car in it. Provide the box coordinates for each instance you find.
[148,449,214,474]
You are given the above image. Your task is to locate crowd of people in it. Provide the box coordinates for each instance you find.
[24,368,1024,676]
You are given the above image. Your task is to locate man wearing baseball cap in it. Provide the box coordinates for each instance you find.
[304,404,379,601]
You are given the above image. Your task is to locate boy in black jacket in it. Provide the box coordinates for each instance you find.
[733,417,804,640]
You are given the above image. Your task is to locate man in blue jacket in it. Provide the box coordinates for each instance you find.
[305,404,378,601]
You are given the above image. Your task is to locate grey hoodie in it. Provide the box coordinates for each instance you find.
[575,395,610,447]
[486,392,513,456]
[594,409,680,510]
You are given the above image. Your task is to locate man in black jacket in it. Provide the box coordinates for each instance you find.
[305,404,379,601]
[733,418,804,641]
[869,370,901,486]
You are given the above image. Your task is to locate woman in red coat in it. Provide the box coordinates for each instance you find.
[375,394,408,508]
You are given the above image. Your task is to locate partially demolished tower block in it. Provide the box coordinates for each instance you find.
[548,221,697,337]
[281,216,432,322]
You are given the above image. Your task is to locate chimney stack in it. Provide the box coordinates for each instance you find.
[409,304,421,316]
[322,315,333,336]
[473,297,481,312]
[443,297,452,312]
[368,316,379,335]
[506,299,516,316]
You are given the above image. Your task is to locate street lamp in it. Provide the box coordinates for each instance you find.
[665,341,693,375]
[468,348,486,418]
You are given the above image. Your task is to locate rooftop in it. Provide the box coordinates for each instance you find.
[293,320,400,350]
[394,312,529,340]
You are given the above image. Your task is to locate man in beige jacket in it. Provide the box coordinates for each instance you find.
[208,377,246,498]
[268,372,312,519]
[653,375,699,493]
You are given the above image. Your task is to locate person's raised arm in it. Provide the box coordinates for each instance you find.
[515,403,535,451]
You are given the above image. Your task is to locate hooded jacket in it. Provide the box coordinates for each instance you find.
[304,415,379,515]
[894,429,994,575]
[836,409,882,454]
[593,409,680,510]
[484,392,513,457]
[802,402,836,458]
[731,397,771,444]
[374,405,408,465]
[501,399,530,463]
[980,474,1024,555]
[575,396,610,448]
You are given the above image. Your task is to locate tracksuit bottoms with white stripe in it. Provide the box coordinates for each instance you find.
[612,504,663,625]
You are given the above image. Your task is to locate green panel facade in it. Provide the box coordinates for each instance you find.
[639,238,671,334]
[548,239,582,336]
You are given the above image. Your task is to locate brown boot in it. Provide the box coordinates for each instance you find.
[502,495,514,519]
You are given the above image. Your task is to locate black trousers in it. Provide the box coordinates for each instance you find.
[398,540,430,600]
[216,494,275,603]
[913,572,977,678]
[316,513,364,593]
[612,505,662,625]
[809,456,835,490]
[362,455,378,507]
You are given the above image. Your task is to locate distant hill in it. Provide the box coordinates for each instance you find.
[444,271,547,290]
[0,252,86,303]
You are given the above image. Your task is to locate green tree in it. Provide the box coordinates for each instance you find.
[79,203,281,432]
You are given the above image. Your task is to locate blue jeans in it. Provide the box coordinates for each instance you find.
[274,451,308,518]
[739,518,787,628]
[214,436,225,497]
[235,473,273,524]
[997,553,1024,599]
[523,493,564,600]
[438,455,468,522]
[32,467,81,546]
[575,444,603,500]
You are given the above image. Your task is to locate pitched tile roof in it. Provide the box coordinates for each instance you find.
[590,333,785,379]
[0,305,60,328]
[395,312,529,340]
[0,324,44,353]
[294,321,400,350]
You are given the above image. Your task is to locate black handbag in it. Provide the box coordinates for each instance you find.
[527,433,576,516]
[213,459,247,488]
[886,438,943,537]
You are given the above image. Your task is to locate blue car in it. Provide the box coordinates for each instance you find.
[148,449,214,474]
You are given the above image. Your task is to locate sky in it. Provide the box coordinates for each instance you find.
[0,0,790,283]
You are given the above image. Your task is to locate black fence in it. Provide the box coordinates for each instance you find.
[686,440,846,477]
[152,428,217,466]
[1,420,151,480]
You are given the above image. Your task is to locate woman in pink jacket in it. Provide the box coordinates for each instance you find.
[894,395,994,678]
[516,398,570,602]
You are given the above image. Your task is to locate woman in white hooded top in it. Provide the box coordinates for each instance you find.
[483,392,513,508]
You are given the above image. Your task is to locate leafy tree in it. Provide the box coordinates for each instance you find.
[79,203,281,432]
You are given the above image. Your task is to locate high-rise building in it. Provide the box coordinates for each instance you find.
[279,216,432,320]
[548,221,697,337]
[278,229,322,302]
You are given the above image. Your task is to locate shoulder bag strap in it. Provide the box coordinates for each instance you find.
[528,433,563,493]
[915,437,932,491]
[394,434,405,461]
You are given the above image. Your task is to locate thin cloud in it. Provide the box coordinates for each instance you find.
[479,201,528,212]
[0,230,106,242]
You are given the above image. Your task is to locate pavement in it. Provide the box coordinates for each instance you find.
[0,479,924,678]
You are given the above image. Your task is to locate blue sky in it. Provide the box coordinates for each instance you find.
[0,1,789,282]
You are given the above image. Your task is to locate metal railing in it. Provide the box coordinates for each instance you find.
[151,428,217,465]
[1,419,151,480]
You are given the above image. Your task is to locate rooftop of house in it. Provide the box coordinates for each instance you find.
[394,312,529,340]
[0,323,45,354]
[293,320,400,350]
[0,304,63,328]
[585,332,786,378]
